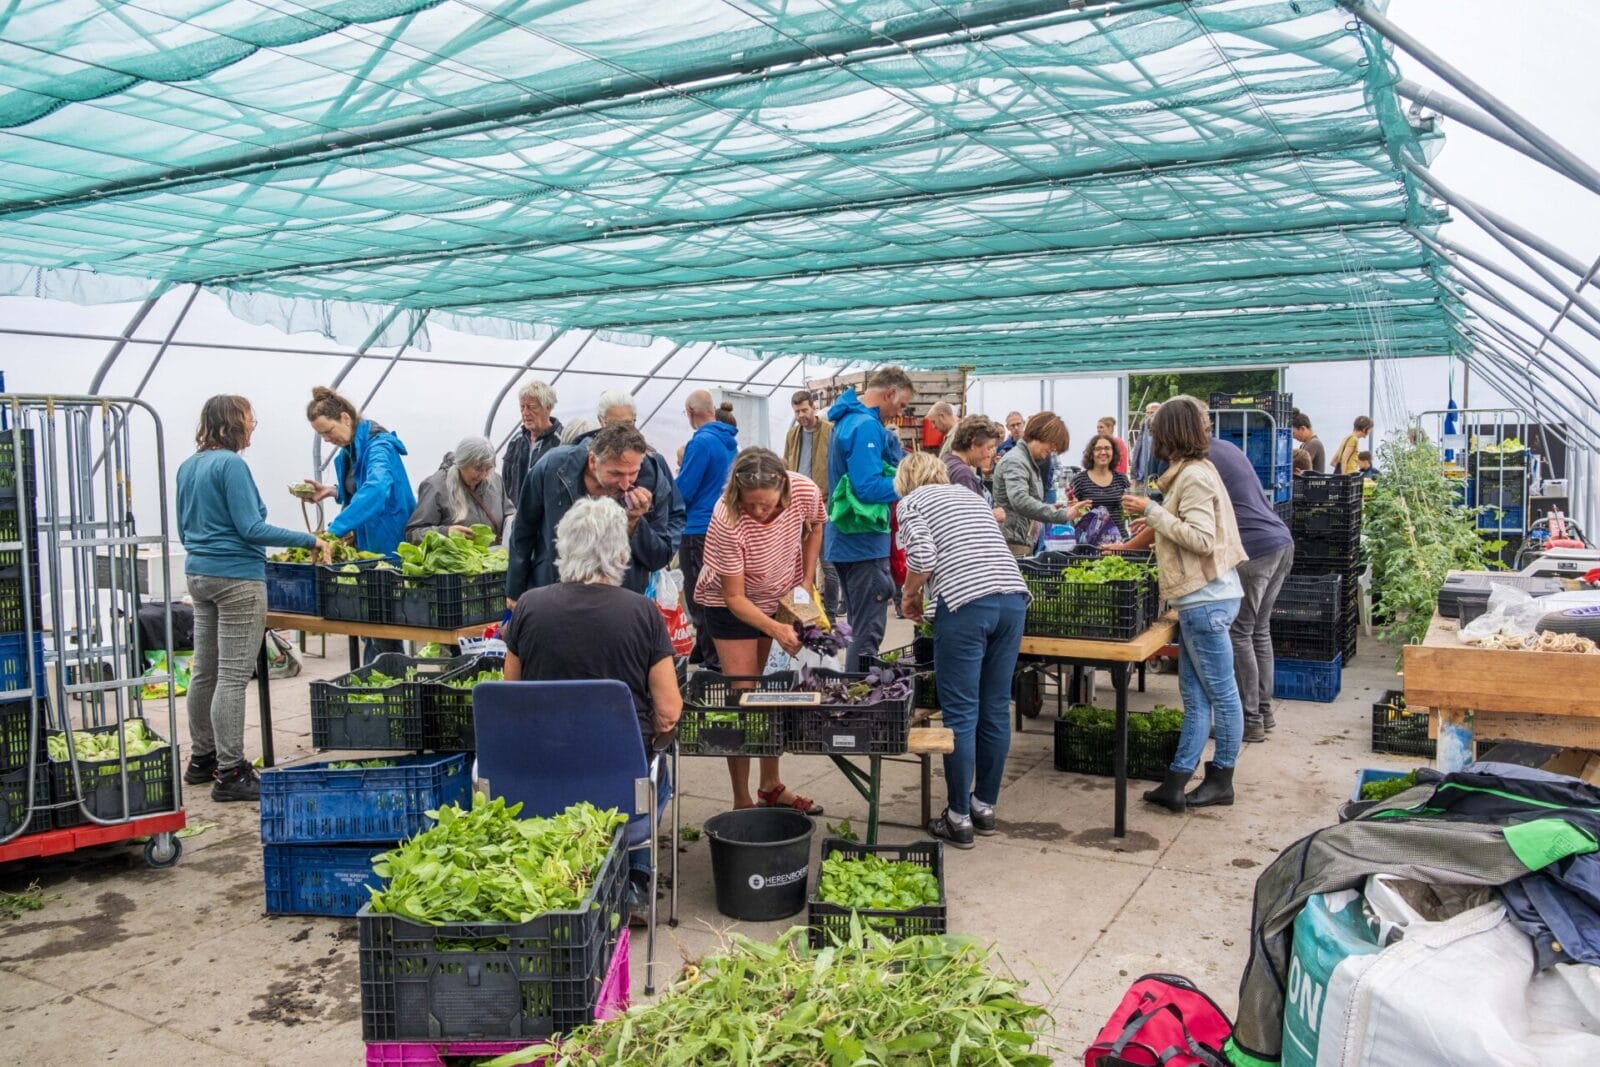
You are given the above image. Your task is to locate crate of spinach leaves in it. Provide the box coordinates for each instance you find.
[384,525,509,629]
[310,654,468,751]
[358,796,629,1042]
[1021,548,1160,641]
[425,654,506,751]
[808,837,946,948]
[678,671,795,756]
[1053,704,1183,781]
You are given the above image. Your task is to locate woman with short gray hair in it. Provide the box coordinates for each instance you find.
[502,495,683,923]
[405,435,511,542]
[597,389,638,426]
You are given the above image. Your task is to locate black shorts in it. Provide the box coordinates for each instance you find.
[702,604,767,641]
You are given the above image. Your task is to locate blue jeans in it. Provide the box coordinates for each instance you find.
[933,592,1027,816]
[1173,599,1245,773]
[835,558,893,670]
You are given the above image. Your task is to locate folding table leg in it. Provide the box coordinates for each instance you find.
[919,754,932,828]
[1112,663,1129,838]
[255,641,275,768]
[669,747,680,928]
[347,636,360,668]
[865,756,882,845]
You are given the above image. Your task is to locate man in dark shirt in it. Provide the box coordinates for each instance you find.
[1291,414,1326,474]
[501,380,563,501]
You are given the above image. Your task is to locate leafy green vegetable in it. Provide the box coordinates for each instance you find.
[337,666,416,705]
[1360,770,1420,802]
[369,795,627,926]
[819,852,939,912]
[488,926,1053,1066]
[0,881,53,921]
[269,536,382,565]
[327,758,398,770]
[394,526,509,577]
[825,818,859,843]
[1057,555,1155,585]
[1057,704,1185,733]
[677,825,701,843]
[416,642,448,660]
[442,667,504,690]
[47,719,167,763]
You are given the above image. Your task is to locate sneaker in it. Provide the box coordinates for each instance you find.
[1242,721,1267,743]
[969,797,997,836]
[211,762,260,803]
[184,753,218,786]
[928,809,975,850]
[1263,710,1277,732]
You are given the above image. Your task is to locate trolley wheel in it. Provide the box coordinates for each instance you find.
[144,833,182,869]
[1015,670,1045,718]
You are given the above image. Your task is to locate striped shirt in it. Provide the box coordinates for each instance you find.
[896,483,1029,614]
[696,472,827,614]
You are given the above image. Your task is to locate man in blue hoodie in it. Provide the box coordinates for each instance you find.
[825,366,914,669]
[676,390,738,667]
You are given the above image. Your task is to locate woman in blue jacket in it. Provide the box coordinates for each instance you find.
[177,396,331,802]
[302,386,415,659]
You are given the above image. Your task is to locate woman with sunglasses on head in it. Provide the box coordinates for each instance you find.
[695,447,828,814]
[1070,432,1131,537]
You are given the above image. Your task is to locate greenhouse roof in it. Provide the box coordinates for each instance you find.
[0,0,1464,371]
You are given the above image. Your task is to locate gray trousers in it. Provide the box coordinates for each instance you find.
[836,557,893,671]
[1231,544,1294,728]
[186,574,268,767]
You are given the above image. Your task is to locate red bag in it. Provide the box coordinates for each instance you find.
[648,571,697,658]
[888,503,907,585]
[1084,973,1232,1067]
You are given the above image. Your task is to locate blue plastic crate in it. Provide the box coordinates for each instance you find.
[1477,505,1524,532]
[0,632,45,698]
[1273,654,1342,703]
[259,753,469,845]
[264,844,388,916]
[1350,768,1413,803]
[266,560,320,615]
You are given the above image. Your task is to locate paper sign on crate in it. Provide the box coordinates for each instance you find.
[740,691,822,706]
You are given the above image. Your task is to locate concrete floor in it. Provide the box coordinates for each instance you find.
[0,619,1420,1064]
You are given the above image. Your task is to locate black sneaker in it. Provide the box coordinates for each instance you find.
[211,762,260,803]
[184,753,218,786]
[969,798,997,836]
[928,809,975,850]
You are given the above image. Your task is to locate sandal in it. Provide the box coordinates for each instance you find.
[757,784,824,816]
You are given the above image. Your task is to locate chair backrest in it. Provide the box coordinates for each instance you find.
[472,680,647,818]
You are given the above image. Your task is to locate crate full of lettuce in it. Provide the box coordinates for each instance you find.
[385,524,509,628]
[1053,704,1183,781]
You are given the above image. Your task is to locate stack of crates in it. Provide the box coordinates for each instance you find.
[1275,472,1364,701]
[1210,391,1294,506]
[259,753,471,916]
[0,429,47,840]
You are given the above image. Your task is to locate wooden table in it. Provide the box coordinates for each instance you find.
[1404,613,1600,770]
[255,612,491,767]
[1018,618,1179,838]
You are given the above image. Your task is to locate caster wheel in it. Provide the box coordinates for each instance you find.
[144,833,182,869]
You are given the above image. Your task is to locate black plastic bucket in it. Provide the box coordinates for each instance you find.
[703,808,815,921]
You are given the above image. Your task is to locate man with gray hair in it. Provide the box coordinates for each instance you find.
[505,422,686,602]
[405,435,511,543]
[926,400,958,456]
[597,389,638,428]
[502,380,562,502]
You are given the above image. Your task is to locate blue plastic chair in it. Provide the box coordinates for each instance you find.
[472,679,678,995]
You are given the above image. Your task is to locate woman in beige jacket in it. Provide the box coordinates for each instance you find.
[1122,397,1249,813]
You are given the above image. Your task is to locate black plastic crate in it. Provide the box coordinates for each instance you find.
[48,719,178,826]
[786,669,913,755]
[0,761,48,838]
[266,560,320,616]
[0,561,43,635]
[1052,712,1180,782]
[0,429,36,493]
[316,560,391,624]
[679,671,794,756]
[1272,574,1343,624]
[1210,390,1293,422]
[383,569,504,630]
[1294,473,1364,508]
[0,697,45,772]
[1372,690,1435,758]
[309,654,460,751]
[808,838,947,948]
[1291,538,1362,570]
[1289,557,1363,583]
[1274,498,1293,525]
[1020,550,1160,642]
[425,654,507,752]
[1270,617,1353,662]
[358,827,627,1042]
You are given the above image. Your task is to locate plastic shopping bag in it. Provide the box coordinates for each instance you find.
[649,570,696,658]
[141,650,194,699]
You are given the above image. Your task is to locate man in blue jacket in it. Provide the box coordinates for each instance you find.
[824,366,914,669]
[676,389,738,667]
[505,422,686,602]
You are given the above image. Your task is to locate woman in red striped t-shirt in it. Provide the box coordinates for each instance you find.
[696,447,827,813]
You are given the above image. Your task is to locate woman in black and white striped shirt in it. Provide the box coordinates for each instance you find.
[895,452,1030,850]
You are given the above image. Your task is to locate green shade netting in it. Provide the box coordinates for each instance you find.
[0,0,1464,368]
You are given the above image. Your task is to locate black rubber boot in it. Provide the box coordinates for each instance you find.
[1185,761,1235,808]
[1142,769,1190,813]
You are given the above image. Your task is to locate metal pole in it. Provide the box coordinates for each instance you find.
[762,357,809,399]
[1456,327,1600,452]
[356,311,432,415]
[1422,231,1600,346]
[1346,1,1600,197]
[481,329,566,439]
[1474,203,1590,278]
[629,341,687,396]
[86,292,165,394]
[132,285,201,398]
[312,306,408,475]
[1394,79,1600,197]
[543,330,598,392]
[1448,276,1600,399]
[641,344,717,429]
